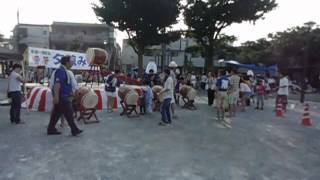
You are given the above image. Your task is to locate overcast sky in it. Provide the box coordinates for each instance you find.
[1,0,320,46]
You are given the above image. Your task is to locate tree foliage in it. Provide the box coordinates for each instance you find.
[93,0,181,74]
[183,0,277,72]
[0,33,3,42]
[236,38,274,65]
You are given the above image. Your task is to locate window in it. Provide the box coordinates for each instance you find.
[43,30,47,35]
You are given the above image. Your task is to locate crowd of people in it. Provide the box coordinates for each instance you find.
[6,57,290,134]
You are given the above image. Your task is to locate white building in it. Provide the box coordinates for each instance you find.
[12,24,50,53]
[120,38,206,73]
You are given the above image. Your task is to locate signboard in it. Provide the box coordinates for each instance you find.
[27,47,90,70]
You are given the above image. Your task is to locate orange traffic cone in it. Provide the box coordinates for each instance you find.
[276,101,284,117]
[301,103,312,126]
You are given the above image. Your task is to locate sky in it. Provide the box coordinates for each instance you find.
[1,0,320,47]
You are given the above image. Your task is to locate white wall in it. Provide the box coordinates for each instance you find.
[19,25,50,48]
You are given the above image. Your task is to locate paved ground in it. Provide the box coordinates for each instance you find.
[1,78,320,180]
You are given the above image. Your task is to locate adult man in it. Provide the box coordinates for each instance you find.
[47,56,82,136]
[216,70,231,128]
[159,69,174,126]
[276,73,289,111]
[168,61,178,118]
[7,64,26,124]
[228,69,240,117]
[49,68,78,127]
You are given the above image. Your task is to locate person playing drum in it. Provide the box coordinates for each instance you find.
[105,70,121,112]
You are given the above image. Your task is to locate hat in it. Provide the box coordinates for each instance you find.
[168,61,178,68]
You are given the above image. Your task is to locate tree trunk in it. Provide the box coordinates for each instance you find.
[161,43,166,71]
[205,56,214,73]
[138,53,144,77]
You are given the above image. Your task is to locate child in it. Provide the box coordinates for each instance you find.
[145,84,154,114]
[140,80,153,114]
[139,90,146,115]
[255,79,265,110]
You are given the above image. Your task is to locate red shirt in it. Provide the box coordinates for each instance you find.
[256,85,265,96]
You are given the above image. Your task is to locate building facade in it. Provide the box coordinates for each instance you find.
[12,24,50,53]
[50,22,115,52]
[120,38,206,73]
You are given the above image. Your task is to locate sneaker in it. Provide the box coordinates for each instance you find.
[221,121,232,129]
[72,130,83,136]
[158,122,167,126]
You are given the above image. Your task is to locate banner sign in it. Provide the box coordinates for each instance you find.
[27,47,90,70]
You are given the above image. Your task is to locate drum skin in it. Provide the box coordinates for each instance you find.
[118,86,132,101]
[75,87,98,109]
[152,85,163,102]
[86,48,108,65]
[125,90,139,106]
[81,91,99,109]
[180,85,196,100]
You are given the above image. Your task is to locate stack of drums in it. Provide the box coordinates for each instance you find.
[86,48,109,66]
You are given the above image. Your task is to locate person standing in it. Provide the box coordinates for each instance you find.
[47,56,82,136]
[105,70,120,113]
[228,69,240,117]
[7,64,26,124]
[240,79,252,111]
[276,73,289,112]
[169,64,177,119]
[158,69,173,126]
[190,72,197,88]
[255,79,265,110]
[206,72,216,106]
[215,70,231,128]
[201,73,207,91]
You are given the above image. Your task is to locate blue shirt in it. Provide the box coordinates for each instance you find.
[54,67,73,99]
[216,75,230,91]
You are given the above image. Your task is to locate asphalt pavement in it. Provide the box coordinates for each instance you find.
[0,79,320,180]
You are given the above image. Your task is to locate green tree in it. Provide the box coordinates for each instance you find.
[237,38,274,65]
[183,0,277,72]
[269,22,320,102]
[93,0,181,75]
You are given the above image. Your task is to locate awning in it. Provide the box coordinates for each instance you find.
[0,47,23,61]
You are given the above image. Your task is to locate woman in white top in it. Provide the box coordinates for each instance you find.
[240,79,252,111]
[200,73,207,90]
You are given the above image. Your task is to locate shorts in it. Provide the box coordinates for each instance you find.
[229,91,239,105]
[106,91,117,97]
[216,91,228,107]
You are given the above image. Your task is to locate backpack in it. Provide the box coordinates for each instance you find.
[216,76,229,91]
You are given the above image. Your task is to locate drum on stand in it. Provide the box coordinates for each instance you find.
[75,87,90,108]
[81,91,99,109]
[86,48,109,66]
[118,86,132,101]
[179,85,197,110]
[125,90,139,106]
[74,86,99,123]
